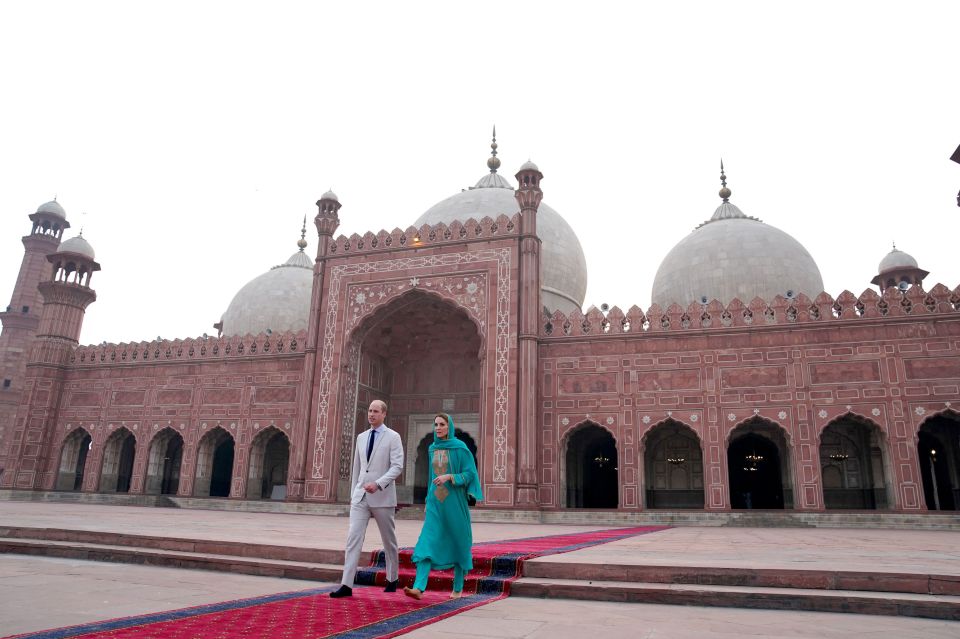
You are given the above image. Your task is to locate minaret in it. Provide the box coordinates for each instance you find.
[514,160,544,506]
[1,233,100,489]
[0,200,70,475]
[288,191,341,501]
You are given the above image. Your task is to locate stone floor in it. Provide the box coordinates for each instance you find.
[1,501,960,637]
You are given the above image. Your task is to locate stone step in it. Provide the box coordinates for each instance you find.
[0,526,344,564]
[0,537,344,583]
[511,577,960,621]
[523,561,960,595]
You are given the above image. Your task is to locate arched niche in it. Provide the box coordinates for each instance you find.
[247,427,290,500]
[642,419,704,509]
[918,411,960,511]
[727,417,793,509]
[819,414,892,510]
[145,428,184,495]
[56,427,92,491]
[100,427,136,493]
[195,427,235,498]
[562,422,618,508]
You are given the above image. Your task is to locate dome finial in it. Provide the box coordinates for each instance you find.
[892,241,897,251]
[486,125,501,174]
[297,216,308,251]
[719,159,731,202]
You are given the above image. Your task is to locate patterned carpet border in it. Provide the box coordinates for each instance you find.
[5,525,668,639]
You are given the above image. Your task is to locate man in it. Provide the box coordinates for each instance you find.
[330,399,405,598]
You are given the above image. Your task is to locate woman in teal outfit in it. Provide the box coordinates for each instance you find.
[404,412,482,600]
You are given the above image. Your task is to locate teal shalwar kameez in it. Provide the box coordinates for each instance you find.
[410,417,483,593]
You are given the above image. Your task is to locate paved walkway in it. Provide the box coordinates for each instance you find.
[1,556,957,638]
[2,502,960,637]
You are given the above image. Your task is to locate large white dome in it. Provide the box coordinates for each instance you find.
[415,165,587,314]
[220,249,313,336]
[652,188,824,308]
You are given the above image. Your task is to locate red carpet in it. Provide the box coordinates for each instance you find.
[6,526,667,639]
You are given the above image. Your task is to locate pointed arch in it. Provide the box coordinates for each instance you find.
[727,417,794,509]
[561,420,618,508]
[100,427,137,493]
[247,426,290,500]
[641,419,704,509]
[55,427,92,491]
[917,410,960,511]
[195,427,235,497]
[145,428,184,495]
[819,413,892,510]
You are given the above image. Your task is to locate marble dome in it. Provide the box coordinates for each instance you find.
[414,156,587,315]
[57,235,96,259]
[220,248,313,336]
[36,200,66,219]
[878,246,919,273]
[651,181,824,308]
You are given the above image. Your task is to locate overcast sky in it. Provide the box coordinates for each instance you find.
[1,1,958,345]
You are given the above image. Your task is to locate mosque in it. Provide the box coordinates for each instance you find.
[1,137,959,514]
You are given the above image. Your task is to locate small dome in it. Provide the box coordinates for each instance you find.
[220,251,313,336]
[878,246,919,273]
[416,174,587,314]
[36,200,66,219]
[652,191,823,307]
[321,190,339,202]
[58,235,96,260]
[518,160,540,172]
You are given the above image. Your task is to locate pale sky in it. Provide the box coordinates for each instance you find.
[1,1,958,346]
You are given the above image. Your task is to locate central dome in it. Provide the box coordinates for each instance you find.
[219,246,313,337]
[414,141,587,314]
[652,173,824,308]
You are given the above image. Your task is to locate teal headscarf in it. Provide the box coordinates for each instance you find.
[430,414,483,502]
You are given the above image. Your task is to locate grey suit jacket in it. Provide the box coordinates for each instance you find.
[350,426,404,507]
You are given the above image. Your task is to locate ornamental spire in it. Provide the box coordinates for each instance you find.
[719,159,731,202]
[486,125,501,174]
[297,216,308,251]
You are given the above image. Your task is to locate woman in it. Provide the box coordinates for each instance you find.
[404,413,482,600]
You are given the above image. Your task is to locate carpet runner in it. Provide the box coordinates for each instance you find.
[5,525,666,639]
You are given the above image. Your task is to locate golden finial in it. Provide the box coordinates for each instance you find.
[486,125,501,174]
[719,159,731,202]
[297,215,308,251]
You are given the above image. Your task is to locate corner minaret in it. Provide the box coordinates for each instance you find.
[514,160,544,506]
[1,233,100,489]
[0,200,71,474]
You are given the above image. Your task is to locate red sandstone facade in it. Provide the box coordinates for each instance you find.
[1,173,959,512]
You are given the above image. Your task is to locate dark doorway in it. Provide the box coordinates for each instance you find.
[728,433,783,509]
[918,426,958,511]
[210,439,235,497]
[643,420,705,509]
[819,417,889,510]
[565,424,618,508]
[161,435,183,495]
[72,434,92,491]
[116,435,135,493]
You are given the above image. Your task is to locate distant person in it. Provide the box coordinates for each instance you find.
[330,399,404,598]
[404,413,482,600]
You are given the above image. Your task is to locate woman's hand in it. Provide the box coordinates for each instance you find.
[432,474,452,486]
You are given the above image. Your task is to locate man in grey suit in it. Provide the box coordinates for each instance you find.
[330,399,405,597]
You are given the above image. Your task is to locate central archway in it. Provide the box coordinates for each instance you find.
[728,418,793,509]
[642,420,704,509]
[342,290,484,503]
[564,423,618,508]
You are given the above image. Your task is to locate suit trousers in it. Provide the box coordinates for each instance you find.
[340,498,399,586]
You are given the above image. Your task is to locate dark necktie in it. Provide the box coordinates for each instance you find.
[366,429,376,461]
